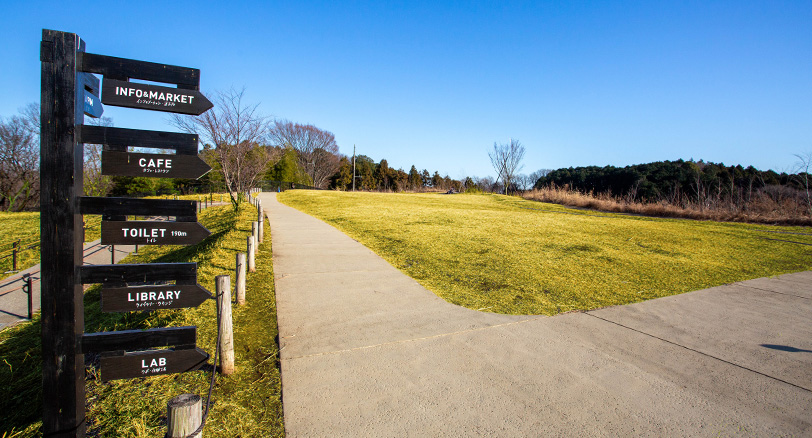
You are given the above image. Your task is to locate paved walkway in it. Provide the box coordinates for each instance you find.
[0,240,135,330]
[260,192,812,437]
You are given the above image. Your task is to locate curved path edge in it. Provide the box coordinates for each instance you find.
[261,192,812,437]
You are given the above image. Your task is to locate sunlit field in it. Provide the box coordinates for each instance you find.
[279,191,812,315]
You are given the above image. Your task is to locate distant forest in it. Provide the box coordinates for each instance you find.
[533,159,808,205]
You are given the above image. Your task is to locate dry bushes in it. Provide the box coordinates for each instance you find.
[524,185,812,226]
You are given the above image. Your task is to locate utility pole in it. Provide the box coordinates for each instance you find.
[352,144,356,192]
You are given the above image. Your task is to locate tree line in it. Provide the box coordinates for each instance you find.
[533,159,812,212]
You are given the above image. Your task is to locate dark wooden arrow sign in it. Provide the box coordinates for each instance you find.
[100,347,208,381]
[80,263,198,285]
[102,151,211,179]
[102,78,213,115]
[101,283,212,312]
[102,221,210,245]
[79,125,199,155]
[83,326,197,353]
[79,197,197,220]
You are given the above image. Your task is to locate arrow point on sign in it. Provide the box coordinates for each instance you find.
[193,155,212,180]
[197,94,214,115]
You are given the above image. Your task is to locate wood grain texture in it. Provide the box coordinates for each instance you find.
[216,275,234,375]
[83,326,197,353]
[167,394,203,438]
[78,52,200,89]
[79,262,198,285]
[79,125,199,155]
[39,28,86,437]
[78,196,197,219]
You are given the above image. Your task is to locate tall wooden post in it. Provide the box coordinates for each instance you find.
[40,29,86,437]
[216,275,234,375]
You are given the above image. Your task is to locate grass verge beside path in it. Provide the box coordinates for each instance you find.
[279,190,812,315]
[0,203,282,437]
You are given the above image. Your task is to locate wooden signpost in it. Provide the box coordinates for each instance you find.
[40,29,215,437]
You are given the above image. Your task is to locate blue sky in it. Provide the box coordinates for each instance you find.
[2,1,811,179]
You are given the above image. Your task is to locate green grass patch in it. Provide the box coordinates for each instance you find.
[0,213,102,281]
[0,212,40,279]
[0,203,282,437]
[279,191,812,315]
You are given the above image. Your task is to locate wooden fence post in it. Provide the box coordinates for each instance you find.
[258,210,264,244]
[167,393,203,438]
[247,237,255,273]
[236,253,246,305]
[216,275,234,375]
[251,222,259,250]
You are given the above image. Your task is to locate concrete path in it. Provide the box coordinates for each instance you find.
[261,192,812,437]
[0,240,134,330]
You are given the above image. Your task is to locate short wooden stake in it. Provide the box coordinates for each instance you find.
[258,213,264,244]
[236,253,246,305]
[216,275,235,375]
[251,222,258,248]
[167,393,203,438]
[247,237,256,272]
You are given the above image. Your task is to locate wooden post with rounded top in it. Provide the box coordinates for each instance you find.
[216,275,234,375]
[167,393,203,438]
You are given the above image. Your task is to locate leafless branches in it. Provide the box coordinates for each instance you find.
[793,151,812,215]
[488,138,525,195]
[268,120,340,189]
[0,104,40,211]
[83,116,115,196]
[170,87,276,208]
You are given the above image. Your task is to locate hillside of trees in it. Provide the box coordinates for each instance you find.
[534,159,807,205]
[529,159,811,224]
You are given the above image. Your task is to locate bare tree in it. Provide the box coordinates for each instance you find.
[0,104,40,211]
[170,87,276,209]
[83,116,115,196]
[794,151,812,216]
[528,168,553,189]
[488,138,525,195]
[268,120,340,188]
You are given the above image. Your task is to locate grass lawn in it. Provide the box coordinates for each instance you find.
[0,193,229,281]
[279,191,812,315]
[0,203,282,437]
[0,213,102,281]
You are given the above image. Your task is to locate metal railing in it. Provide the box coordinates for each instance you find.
[0,238,40,273]
[256,180,322,192]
